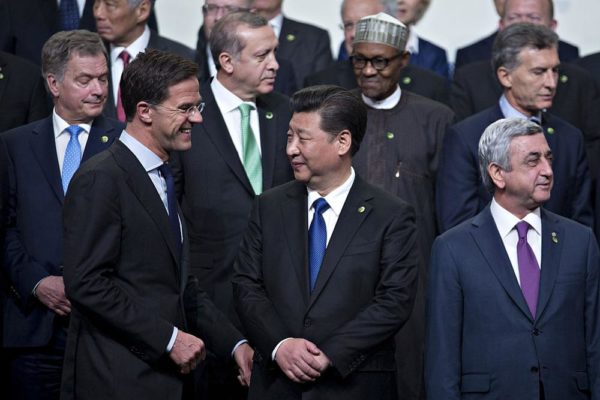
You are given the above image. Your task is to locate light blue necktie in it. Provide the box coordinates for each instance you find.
[308,198,330,292]
[62,125,83,194]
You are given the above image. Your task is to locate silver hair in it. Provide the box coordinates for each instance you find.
[478,118,543,192]
[340,0,395,16]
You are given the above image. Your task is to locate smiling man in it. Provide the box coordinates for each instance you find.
[0,30,122,400]
[437,23,592,233]
[427,117,600,399]
[233,85,418,400]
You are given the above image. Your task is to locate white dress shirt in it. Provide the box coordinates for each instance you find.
[211,77,262,158]
[269,13,284,39]
[499,94,543,124]
[362,85,402,110]
[110,25,151,106]
[405,27,420,55]
[53,109,90,175]
[490,198,542,285]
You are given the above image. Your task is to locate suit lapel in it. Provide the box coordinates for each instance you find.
[277,18,296,59]
[82,116,121,162]
[29,117,64,203]
[0,56,8,105]
[308,177,372,308]
[281,182,310,307]
[257,95,277,190]
[535,211,564,320]
[112,142,181,265]
[471,207,534,321]
[201,85,254,194]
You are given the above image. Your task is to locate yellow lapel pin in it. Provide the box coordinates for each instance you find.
[101,135,109,143]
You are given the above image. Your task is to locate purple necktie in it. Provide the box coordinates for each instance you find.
[516,221,540,318]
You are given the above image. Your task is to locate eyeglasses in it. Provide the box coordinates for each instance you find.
[150,102,205,117]
[350,54,402,71]
[339,22,355,32]
[202,4,249,15]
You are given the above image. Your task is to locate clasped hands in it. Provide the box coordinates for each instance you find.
[275,338,331,383]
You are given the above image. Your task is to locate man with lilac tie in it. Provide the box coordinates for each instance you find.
[426,118,600,399]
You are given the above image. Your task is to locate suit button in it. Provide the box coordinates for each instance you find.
[304,318,311,327]
[531,366,539,373]
[532,328,540,336]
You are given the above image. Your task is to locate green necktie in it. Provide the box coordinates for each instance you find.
[239,103,263,195]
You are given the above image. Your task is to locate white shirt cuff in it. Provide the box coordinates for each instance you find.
[232,339,248,357]
[271,337,293,360]
[166,327,178,352]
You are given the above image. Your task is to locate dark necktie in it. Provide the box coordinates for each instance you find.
[62,125,83,194]
[59,0,80,31]
[516,221,541,318]
[158,163,182,257]
[116,50,131,122]
[308,198,330,292]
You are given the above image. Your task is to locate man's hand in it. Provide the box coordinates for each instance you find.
[35,276,71,316]
[313,352,331,372]
[169,330,206,374]
[275,338,324,383]
[233,342,254,386]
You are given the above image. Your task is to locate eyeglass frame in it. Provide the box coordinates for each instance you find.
[350,53,404,71]
[201,4,249,15]
[149,102,206,117]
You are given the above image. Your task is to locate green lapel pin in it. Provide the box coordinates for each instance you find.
[560,74,568,84]
[286,33,295,42]
[402,76,411,85]
[265,111,274,120]
[386,132,394,139]
[101,135,109,143]
[547,127,555,135]
[551,232,558,243]
[358,206,366,213]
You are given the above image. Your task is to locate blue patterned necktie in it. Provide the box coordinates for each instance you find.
[59,0,80,31]
[158,163,182,257]
[62,125,83,194]
[516,221,540,318]
[308,198,330,292]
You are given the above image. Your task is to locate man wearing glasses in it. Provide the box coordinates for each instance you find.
[349,12,454,400]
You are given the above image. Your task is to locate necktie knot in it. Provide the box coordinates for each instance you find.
[119,50,131,65]
[238,103,253,118]
[516,221,531,241]
[312,198,330,215]
[66,125,83,138]
[529,116,542,126]
[157,162,172,180]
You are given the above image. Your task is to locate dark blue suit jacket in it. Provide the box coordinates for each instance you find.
[436,105,593,232]
[1,114,121,347]
[426,206,600,399]
[455,31,580,70]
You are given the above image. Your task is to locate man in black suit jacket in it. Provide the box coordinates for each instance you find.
[576,52,600,86]
[61,48,252,400]
[253,0,333,89]
[437,24,592,233]
[171,11,293,399]
[1,30,122,400]
[0,0,158,66]
[194,0,297,96]
[0,51,50,132]
[233,85,418,400]
[454,0,579,69]
[93,0,194,121]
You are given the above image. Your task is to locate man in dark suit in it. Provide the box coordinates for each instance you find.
[576,52,600,87]
[233,85,418,400]
[0,51,50,133]
[426,117,600,399]
[253,0,332,89]
[194,0,297,96]
[61,48,252,400]
[0,0,158,66]
[454,0,578,70]
[437,24,592,233]
[171,11,293,399]
[93,0,194,122]
[1,30,121,400]
[306,0,450,106]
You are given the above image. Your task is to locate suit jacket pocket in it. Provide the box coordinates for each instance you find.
[575,371,590,391]
[343,240,379,256]
[461,373,490,393]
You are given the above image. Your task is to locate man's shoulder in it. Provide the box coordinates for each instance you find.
[282,17,329,38]
[257,90,290,111]
[402,90,454,116]
[448,105,500,139]
[149,30,195,60]
[1,116,51,144]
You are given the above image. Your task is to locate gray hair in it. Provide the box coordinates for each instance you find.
[478,118,543,192]
[42,30,107,83]
[492,22,558,73]
[127,0,154,7]
[502,0,554,20]
[209,11,269,70]
[341,0,395,15]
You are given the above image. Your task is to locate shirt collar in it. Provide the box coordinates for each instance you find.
[499,94,543,124]
[119,130,163,173]
[52,108,91,138]
[269,13,284,38]
[490,197,542,239]
[110,25,151,65]
[362,85,402,109]
[307,168,355,217]
[405,27,419,54]
[211,77,256,113]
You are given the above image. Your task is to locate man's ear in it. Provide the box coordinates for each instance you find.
[46,74,60,98]
[137,0,151,24]
[496,66,512,89]
[218,52,235,74]
[488,162,506,190]
[137,101,153,124]
[337,130,352,156]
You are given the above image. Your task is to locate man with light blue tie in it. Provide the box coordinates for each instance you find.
[0,30,121,399]
[233,85,419,400]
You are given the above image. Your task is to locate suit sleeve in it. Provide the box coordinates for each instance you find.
[232,197,292,361]
[312,30,333,78]
[317,206,419,378]
[63,169,174,363]
[436,125,482,232]
[584,229,600,399]
[424,237,463,400]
